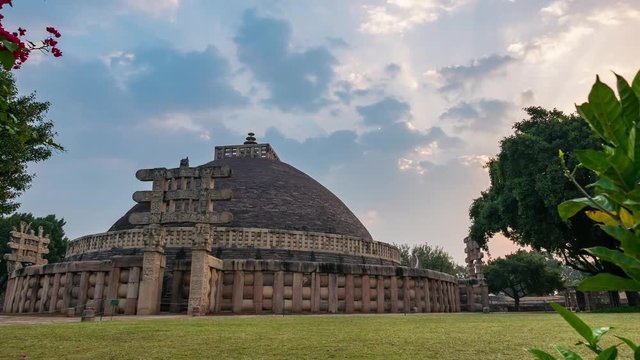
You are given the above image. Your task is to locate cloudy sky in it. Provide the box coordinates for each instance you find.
[7,0,640,263]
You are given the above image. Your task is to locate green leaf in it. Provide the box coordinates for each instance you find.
[575,149,611,173]
[632,70,640,100]
[635,346,640,360]
[528,349,558,360]
[603,149,635,190]
[0,39,18,52]
[0,50,15,71]
[589,75,625,148]
[587,246,640,281]
[551,303,594,345]
[614,336,638,351]
[595,346,618,360]
[555,346,584,360]
[615,72,639,127]
[592,327,611,343]
[558,196,614,220]
[579,273,640,291]
[598,225,640,256]
[577,102,607,141]
[558,200,589,220]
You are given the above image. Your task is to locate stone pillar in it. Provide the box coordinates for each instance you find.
[273,271,284,314]
[77,272,90,315]
[481,281,489,310]
[188,224,215,316]
[311,272,321,313]
[232,270,244,314]
[361,275,370,313]
[424,279,431,313]
[466,283,474,312]
[328,273,338,313]
[403,276,411,313]
[292,273,303,313]
[208,268,220,313]
[390,276,398,313]
[137,224,167,315]
[345,274,354,314]
[376,275,384,313]
[94,272,105,313]
[61,273,73,312]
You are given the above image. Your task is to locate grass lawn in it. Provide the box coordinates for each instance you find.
[1,313,640,359]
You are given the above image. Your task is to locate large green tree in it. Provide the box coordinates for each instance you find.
[397,243,466,278]
[484,250,564,311]
[0,213,68,287]
[468,107,618,275]
[0,70,63,215]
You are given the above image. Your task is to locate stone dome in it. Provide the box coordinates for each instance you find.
[110,155,373,241]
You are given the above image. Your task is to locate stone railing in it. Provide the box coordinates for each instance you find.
[66,227,401,263]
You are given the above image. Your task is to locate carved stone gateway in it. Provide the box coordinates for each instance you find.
[463,236,484,279]
[4,222,50,273]
[128,158,233,226]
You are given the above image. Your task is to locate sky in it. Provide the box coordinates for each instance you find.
[6,0,640,264]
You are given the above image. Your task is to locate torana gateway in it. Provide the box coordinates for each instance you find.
[3,134,487,316]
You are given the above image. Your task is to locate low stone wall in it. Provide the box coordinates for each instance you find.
[4,255,461,316]
[211,260,460,314]
[3,256,143,315]
[65,227,401,264]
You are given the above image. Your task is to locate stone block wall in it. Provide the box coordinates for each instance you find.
[4,255,461,316]
[3,256,144,315]
[209,260,459,315]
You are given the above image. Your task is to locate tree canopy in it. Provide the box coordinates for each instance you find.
[0,213,68,286]
[484,250,564,311]
[397,243,466,278]
[0,70,62,215]
[468,106,619,275]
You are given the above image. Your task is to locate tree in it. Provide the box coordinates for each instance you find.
[468,107,623,277]
[484,250,564,311]
[0,213,68,287]
[397,243,466,278]
[0,70,62,215]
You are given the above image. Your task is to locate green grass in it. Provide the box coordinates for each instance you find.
[1,313,640,359]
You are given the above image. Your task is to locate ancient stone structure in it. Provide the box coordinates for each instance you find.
[458,237,489,311]
[4,222,50,273]
[3,134,462,315]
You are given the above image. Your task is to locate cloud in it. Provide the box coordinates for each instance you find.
[234,9,336,112]
[326,37,349,48]
[126,46,246,112]
[425,54,515,92]
[125,0,180,18]
[439,99,514,132]
[143,113,211,140]
[360,0,470,34]
[385,63,402,78]
[356,97,410,126]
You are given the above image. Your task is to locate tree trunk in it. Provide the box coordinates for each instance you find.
[514,296,520,312]
[625,291,640,306]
